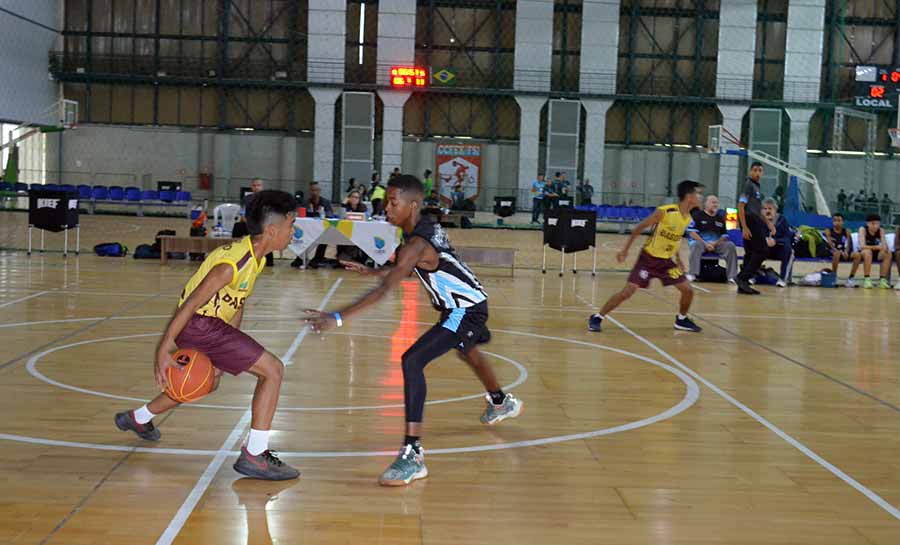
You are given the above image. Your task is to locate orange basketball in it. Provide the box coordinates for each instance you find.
[165,348,214,403]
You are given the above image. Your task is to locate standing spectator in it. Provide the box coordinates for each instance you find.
[846,190,856,212]
[577,179,594,206]
[369,173,385,216]
[305,182,334,269]
[389,167,401,180]
[825,213,859,285]
[547,172,565,209]
[346,177,359,195]
[855,189,867,211]
[234,177,274,267]
[736,162,776,294]
[559,172,571,196]
[687,194,738,283]
[761,198,794,287]
[881,193,893,218]
[869,192,880,213]
[422,169,434,197]
[531,174,547,223]
[855,213,892,289]
[836,189,847,211]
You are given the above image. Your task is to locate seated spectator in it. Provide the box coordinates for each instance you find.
[342,189,367,214]
[687,195,737,283]
[824,213,859,286]
[853,213,892,289]
[337,190,368,264]
[304,182,334,269]
[424,189,440,208]
[761,198,794,287]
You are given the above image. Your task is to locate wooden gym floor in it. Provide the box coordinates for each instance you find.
[0,245,898,544]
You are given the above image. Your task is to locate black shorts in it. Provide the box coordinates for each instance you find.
[438,301,491,353]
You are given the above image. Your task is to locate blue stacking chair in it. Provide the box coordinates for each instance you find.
[0,182,11,192]
[59,184,76,193]
[44,183,60,191]
[92,186,109,200]
[16,183,29,193]
[142,190,159,201]
[108,186,125,200]
[125,187,142,201]
[77,185,92,199]
[176,190,191,202]
[159,190,176,202]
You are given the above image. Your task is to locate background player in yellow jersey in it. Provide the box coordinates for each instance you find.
[589,180,703,333]
[114,190,301,481]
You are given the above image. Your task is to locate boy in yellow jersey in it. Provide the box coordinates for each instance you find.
[589,180,703,333]
[115,190,301,481]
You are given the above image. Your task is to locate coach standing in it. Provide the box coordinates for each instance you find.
[735,162,775,294]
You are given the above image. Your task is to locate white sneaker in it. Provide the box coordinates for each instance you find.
[748,278,756,285]
[845,278,857,288]
[728,278,737,285]
[685,274,696,282]
[775,279,787,288]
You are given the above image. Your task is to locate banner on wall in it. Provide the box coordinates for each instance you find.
[436,143,481,206]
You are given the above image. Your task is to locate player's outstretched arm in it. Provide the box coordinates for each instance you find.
[155,263,233,390]
[339,259,391,278]
[617,209,662,263]
[306,237,428,333]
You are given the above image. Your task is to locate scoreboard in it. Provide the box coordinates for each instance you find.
[854,66,900,109]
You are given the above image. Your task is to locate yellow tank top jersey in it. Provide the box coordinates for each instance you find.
[642,204,692,259]
[178,236,264,323]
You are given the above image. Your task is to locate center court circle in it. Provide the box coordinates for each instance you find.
[25,329,529,411]
[5,315,700,457]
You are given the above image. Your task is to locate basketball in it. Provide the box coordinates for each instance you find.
[164,349,214,403]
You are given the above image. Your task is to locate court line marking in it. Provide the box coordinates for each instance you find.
[26,329,527,410]
[0,290,50,309]
[155,278,342,545]
[689,282,711,294]
[283,279,343,365]
[635,288,900,415]
[601,313,900,521]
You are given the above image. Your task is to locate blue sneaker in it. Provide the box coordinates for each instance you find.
[379,445,428,486]
[674,316,702,332]
[588,313,603,332]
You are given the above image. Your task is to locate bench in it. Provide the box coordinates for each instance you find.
[440,210,475,228]
[87,199,191,217]
[456,246,517,276]
[158,236,238,265]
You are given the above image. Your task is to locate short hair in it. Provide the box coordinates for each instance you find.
[750,161,763,169]
[676,180,703,201]
[866,213,881,222]
[832,212,843,219]
[762,197,778,208]
[424,169,432,176]
[555,172,562,177]
[387,174,425,198]
[245,190,297,235]
[310,181,319,187]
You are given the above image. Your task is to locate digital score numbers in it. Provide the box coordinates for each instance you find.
[390,66,428,89]
[854,65,900,109]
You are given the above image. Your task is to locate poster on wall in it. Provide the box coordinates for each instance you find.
[436,143,481,207]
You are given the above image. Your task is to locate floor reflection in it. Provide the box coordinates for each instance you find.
[231,477,301,545]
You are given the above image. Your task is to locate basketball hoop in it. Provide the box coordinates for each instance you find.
[889,128,900,149]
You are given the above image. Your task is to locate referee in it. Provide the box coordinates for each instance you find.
[735,162,776,294]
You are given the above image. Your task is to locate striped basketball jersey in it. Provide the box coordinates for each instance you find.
[643,204,693,259]
[408,219,487,312]
[179,236,265,323]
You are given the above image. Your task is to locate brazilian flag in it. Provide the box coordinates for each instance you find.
[431,67,458,87]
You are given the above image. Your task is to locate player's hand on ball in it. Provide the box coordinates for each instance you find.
[616,249,628,263]
[154,350,178,391]
[304,310,336,334]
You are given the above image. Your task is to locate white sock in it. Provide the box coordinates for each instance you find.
[133,405,155,425]
[246,428,270,456]
[677,314,687,320]
[593,314,605,320]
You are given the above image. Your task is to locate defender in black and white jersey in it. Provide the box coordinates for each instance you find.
[306,175,523,486]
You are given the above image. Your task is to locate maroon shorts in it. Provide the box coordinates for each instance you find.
[175,315,264,376]
[627,251,687,289]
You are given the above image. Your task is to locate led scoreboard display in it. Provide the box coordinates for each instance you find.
[390,66,428,89]
[854,65,900,109]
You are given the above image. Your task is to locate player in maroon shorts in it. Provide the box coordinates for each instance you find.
[589,181,703,333]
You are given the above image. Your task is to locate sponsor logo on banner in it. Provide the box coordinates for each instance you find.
[436,143,481,207]
[571,219,588,228]
[68,199,78,209]
[38,199,60,209]
[373,236,386,253]
[293,226,304,240]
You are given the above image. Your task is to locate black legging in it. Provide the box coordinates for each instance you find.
[401,325,461,423]
[737,216,768,283]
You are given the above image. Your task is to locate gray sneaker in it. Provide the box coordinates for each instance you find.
[379,445,428,486]
[480,393,524,425]
[115,410,161,441]
[233,447,300,481]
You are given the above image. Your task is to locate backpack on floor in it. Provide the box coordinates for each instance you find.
[133,243,160,259]
[94,242,128,257]
[698,259,727,283]
[753,266,781,285]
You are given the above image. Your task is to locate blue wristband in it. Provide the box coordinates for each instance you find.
[333,312,343,328]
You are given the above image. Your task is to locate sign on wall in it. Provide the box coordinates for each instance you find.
[436,143,481,206]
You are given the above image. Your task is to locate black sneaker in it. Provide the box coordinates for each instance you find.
[736,280,760,295]
[115,410,161,441]
[233,447,300,481]
[588,313,603,332]
[674,316,702,332]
